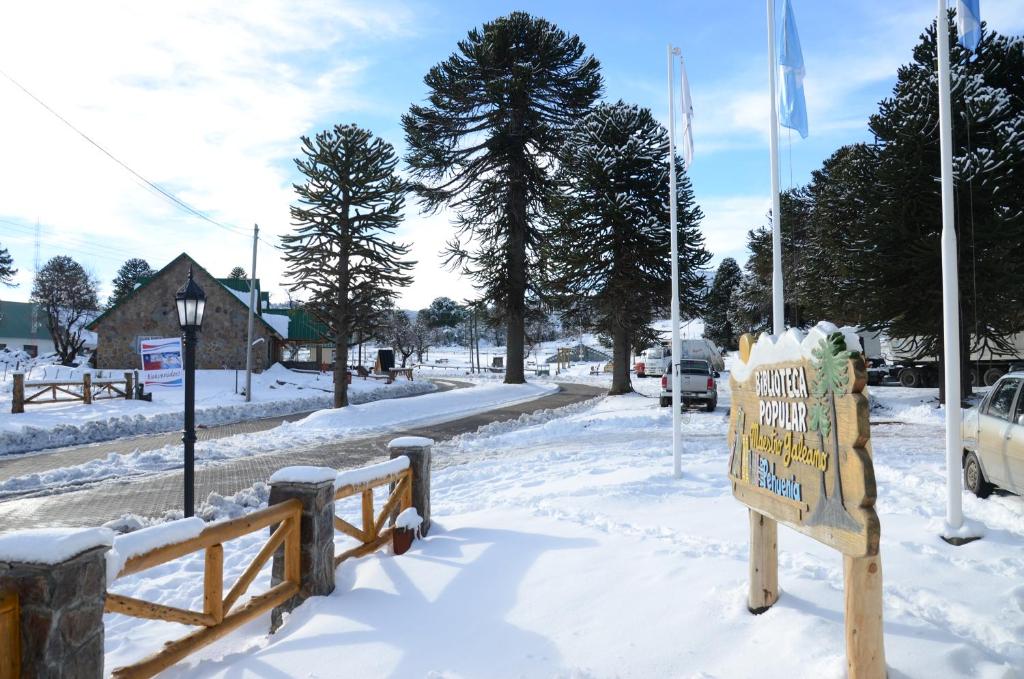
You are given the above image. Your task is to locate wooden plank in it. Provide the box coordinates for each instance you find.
[284,517,300,585]
[373,476,407,537]
[336,527,394,566]
[844,554,886,679]
[204,544,223,624]
[361,489,375,540]
[334,516,368,543]
[0,591,18,679]
[118,500,301,578]
[110,581,298,679]
[334,470,409,500]
[105,593,215,627]
[748,510,779,614]
[10,374,23,414]
[222,521,290,614]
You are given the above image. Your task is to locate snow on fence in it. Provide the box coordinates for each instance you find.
[104,501,303,678]
[0,441,433,678]
[10,371,134,414]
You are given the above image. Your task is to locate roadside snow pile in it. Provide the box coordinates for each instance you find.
[98,380,1024,678]
[0,382,556,498]
[0,365,435,455]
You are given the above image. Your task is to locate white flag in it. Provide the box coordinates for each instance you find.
[679,55,694,170]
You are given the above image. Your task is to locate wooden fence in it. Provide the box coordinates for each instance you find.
[333,465,413,566]
[0,591,18,679]
[11,371,134,413]
[104,499,303,679]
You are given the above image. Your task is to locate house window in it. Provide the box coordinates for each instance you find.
[23,344,38,358]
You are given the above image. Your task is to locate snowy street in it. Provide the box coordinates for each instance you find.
[0,381,602,528]
[93,376,1024,678]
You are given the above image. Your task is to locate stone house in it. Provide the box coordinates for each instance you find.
[87,253,285,370]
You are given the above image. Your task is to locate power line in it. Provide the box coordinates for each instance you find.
[0,68,250,239]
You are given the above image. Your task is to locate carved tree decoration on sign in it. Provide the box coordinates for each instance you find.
[806,332,861,533]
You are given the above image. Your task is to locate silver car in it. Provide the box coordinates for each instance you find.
[961,372,1024,497]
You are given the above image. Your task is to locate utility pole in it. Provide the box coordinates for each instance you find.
[244,224,258,402]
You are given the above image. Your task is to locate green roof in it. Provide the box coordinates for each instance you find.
[264,308,330,342]
[0,301,50,340]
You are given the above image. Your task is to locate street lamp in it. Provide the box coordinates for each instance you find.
[175,266,206,517]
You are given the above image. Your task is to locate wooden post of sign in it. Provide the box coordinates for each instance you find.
[844,554,886,678]
[738,334,780,614]
[82,372,93,404]
[748,509,779,613]
[11,373,24,414]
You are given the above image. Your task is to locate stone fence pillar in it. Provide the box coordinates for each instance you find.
[0,527,112,678]
[388,437,433,536]
[268,466,337,632]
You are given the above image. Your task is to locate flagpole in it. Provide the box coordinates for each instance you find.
[767,0,784,336]
[667,44,683,479]
[936,0,974,542]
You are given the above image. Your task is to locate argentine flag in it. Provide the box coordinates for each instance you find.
[958,0,981,51]
[777,0,808,139]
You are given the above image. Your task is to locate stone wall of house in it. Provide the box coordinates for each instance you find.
[93,255,279,370]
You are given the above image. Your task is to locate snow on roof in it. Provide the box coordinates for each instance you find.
[269,465,337,485]
[388,436,434,449]
[0,526,113,564]
[263,312,290,338]
[730,321,862,382]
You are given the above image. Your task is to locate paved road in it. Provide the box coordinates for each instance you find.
[0,378,464,483]
[0,382,604,529]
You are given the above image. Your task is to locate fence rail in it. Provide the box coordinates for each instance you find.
[334,466,413,566]
[106,499,303,679]
[11,371,134,413]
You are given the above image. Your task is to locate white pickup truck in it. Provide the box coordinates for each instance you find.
[659,359,719,412]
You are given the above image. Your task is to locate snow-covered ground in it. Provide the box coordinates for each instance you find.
[0,381,557,498]
[0,363,435,455]
[96,376,1023,678]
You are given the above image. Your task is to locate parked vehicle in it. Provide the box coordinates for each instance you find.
[961,372,1024,497]
[887,333,1024,388]
[659,359,719,412]
[635,339,725,377]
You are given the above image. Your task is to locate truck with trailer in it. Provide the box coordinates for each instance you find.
[634,338,725,378]
[884,334,1024,388]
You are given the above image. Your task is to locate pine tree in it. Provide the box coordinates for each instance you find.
[282,124,413,407]
[228,266,247,280]
[403,12,603,384]
[32,256,99,365]
[705,258,743,350]
[544,102,710,395]
[108,258,156,308]
[0,245,16,287]
[853,16,1024,397]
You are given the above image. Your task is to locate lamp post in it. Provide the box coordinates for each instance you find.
[175,266,207,517]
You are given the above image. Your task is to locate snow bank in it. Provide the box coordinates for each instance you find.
[0,526,112,564]
[268,466,336,485]
[106,517,205,582]
[336,457,409,490]
[731,321,863,382]
[0,367,436,456]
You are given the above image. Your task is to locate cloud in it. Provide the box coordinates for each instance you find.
[699,194,770,266]
[0,0,416,300]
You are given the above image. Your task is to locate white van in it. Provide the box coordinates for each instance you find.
[634,339,725,377]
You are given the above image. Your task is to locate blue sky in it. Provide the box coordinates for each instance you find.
[1,1,1022,310]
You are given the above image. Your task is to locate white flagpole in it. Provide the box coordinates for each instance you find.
[767,0,785,335]
[937,0,968,536]
[668,44,683,479]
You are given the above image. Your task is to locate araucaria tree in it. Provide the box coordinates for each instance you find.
[108,258,155,308]
[403,12,603,384]
[0,244,16,288]
[32,256,99,365]
[227,266,247,280]
[282,124,413,407]
[704,258,743,351]
[544,102,710,395]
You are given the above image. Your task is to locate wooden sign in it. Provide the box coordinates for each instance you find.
[728,328,886,678]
